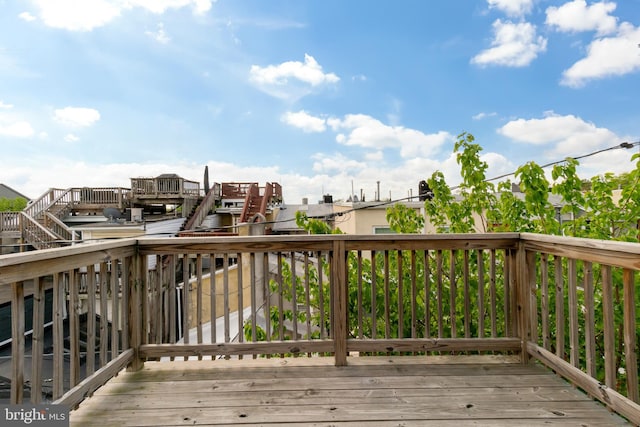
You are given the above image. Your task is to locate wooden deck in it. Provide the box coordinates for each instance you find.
[70,356,630,426]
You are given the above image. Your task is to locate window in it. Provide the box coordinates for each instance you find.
[372,226,396,234]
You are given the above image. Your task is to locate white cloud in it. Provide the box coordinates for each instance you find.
[29,0,214,31]
[0,101,14,109]
[328,114,452,159]
[487,0,534,17]
[146,23,171,44]
[18,12,36,22]
[281,110,326,133]
[64,134,80,143]
[54,107,101,127]
[311,153,367,173]
[472,112,497,120]
[364,151,384,162]
[498,112,620,157]
[560,23,640,87]
[249,54,339,100]
[472,20,547,67]
[0,121,35,138]
[32,0,122,31]
[125,0,213,15]
[546,0,618,35]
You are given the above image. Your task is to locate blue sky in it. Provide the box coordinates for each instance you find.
[1,0,639,204]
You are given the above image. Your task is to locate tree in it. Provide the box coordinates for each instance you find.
[0,197,27,212]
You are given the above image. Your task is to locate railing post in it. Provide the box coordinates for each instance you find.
[516,241,531,364]
[127,247,145,371]
[331,239,348,366]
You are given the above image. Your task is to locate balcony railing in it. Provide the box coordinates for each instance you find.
[0,233,638,424]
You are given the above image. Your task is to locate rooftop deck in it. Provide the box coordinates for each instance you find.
[1,233,639,425]
[71,356,627,426]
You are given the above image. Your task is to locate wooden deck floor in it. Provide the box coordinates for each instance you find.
[70,355,630,426]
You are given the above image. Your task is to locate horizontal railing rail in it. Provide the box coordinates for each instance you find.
[0,233,638,422]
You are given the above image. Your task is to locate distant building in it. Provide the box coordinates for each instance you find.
[0,184,30,202]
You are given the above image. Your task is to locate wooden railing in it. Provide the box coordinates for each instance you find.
[17,187,129,248]
[520,233,639,422]
[0,212,20,232]
[181,183,222,231]
[130,178,199,197]
[0,233,638,423]
[20,212,62,249]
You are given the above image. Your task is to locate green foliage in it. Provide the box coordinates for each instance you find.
[0,197,27,212]
[425,132,496,233]
[295,210,342,234]
[386,204,424,233]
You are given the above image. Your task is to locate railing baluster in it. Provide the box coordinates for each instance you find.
[154,255,162,344]
[423,250,430,339]
[182,255,190,360]
[554,256,564,360]
[397,249,403,340]
[568,259,579,368]
[111,259,120,359]
[357,250,363,339]
[601,265,615,388]
[11,281,25,404]
[583,261,595,377]
[436,250,444,338]
[196,254,203,360]
[449,250,457,339]
[463,250,470,339]
[53,272,64,399]
[222,254,230,347]
[277,252,284,344]
[121,257,130,351]
[370,250,377,340]
[383,250,390,340]
[209,253,216,347]
[250,252,257,352]
[527,251,537,351]
[317,251,326,341]
[264,252,271,348]
[331,240,347,366]
[410,250,417,340]
[86,265,96,375]
[477,250,485,339]
[303,251,312,350]
[237,251,244,359]
[540,254,549,350]
[31,277,45,403]
[506,249,516,338]
[99,263,109,368]
[291,251,298,342]
[69,269,80,387]
[622,269,638,403]
[489,249,496,338]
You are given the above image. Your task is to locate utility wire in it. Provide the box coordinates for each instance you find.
[306,140,640,220]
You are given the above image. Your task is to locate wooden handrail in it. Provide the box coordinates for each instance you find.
[1,233,638,423]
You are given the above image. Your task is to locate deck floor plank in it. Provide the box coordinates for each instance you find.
[70,356,631,426]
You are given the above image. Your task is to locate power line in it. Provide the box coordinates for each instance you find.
[308,140,640,220]
[484,140,639,184]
